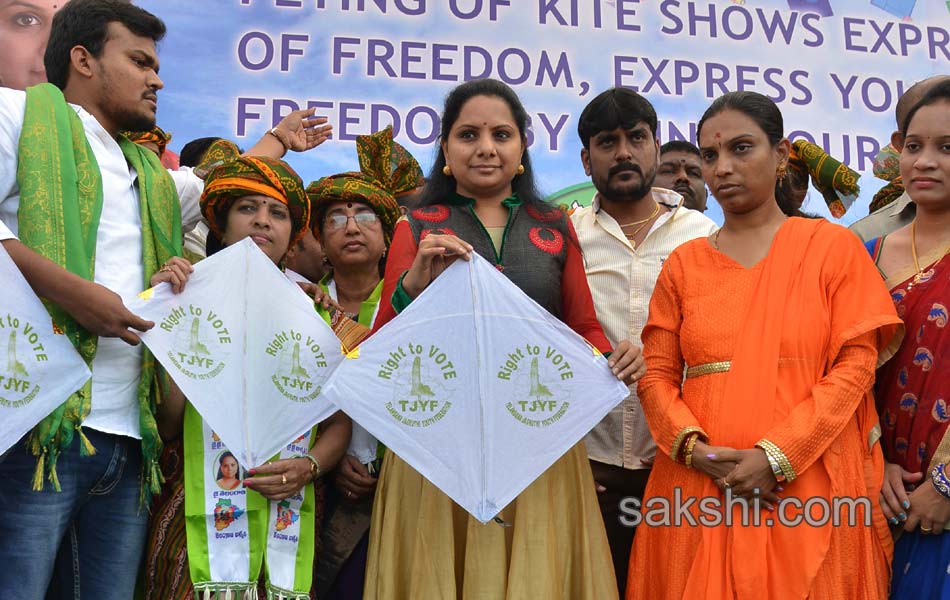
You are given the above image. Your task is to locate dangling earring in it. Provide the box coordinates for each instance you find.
[442,165,452,176]
[777,162,788,182]
[516,164,525,175]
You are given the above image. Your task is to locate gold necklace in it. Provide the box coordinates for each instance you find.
[713,227,723,250]
[909,220,950,291]
[618,203,660,228]
[624,220,653,246]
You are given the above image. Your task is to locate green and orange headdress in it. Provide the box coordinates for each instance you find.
[787,139,861,218]
[307,126,421,245]
[200,156,311,246]
[124,125,172,156]
[868,144,904,213]
[356,125,425,199]
[195,139,243,176]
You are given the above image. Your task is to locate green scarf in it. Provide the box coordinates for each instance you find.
[16,83,182,502]
[788,139,860,218]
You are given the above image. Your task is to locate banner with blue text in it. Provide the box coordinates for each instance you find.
[139,0,947,223]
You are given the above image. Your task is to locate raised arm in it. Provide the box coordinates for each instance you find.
[242,108,332,159]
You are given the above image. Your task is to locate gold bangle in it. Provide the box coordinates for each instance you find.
[672,426,708,464]
[684,434,700,469]
[297,454,321,482]
[755,439,796,482]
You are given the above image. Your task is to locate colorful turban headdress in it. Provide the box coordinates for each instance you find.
[787,139,861,219]
[869,144,905,213]
[357,125,425,198]
[200,156,311,247]
[307,126,415,245]
[195,139,242,176]
[125,125,172,156]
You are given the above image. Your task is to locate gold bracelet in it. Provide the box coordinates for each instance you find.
[672,426,708,464]
[296,454,322,482]
[684,434,700,469]
[761,448,785,482]
[755,439,796,482]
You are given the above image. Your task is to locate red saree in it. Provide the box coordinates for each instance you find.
[875,246,950,473]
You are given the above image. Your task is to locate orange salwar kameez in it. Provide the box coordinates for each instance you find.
[628,218,903,600]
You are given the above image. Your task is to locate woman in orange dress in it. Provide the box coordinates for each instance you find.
[627,91,903,600]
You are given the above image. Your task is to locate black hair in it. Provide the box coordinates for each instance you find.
[901,79,950,136]
[660,140,701,157]
[415,78,546,209]
[179,137,225,168]
[205,231,225,257]
[577,88,658,149]
[215,451,239,481]
[45,0,166,90]
[697,91,801,218]
[896,76,950,131]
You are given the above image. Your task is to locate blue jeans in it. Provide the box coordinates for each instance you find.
[0,429,147,599]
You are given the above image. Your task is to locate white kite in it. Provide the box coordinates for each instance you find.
[127,238,343,468]
[322,252,629,523]
[0,244,91,456]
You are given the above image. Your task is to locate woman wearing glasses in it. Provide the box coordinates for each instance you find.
[306,127,422,599]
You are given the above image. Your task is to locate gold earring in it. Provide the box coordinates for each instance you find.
[516,164,525,175]
[442,165,452,176]
[777,163,788,182]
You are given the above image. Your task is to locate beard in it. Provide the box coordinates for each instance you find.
[98,66,157,132]
[107,105,156,133]
[113,106,156,133]
[593,161,657,204]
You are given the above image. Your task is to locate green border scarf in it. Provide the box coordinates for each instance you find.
[16,83,182,502]
[183,404,317,599]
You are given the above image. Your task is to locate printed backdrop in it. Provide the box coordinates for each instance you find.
[138,0,947,224]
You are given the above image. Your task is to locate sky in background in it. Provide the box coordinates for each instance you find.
[138,0,947,225]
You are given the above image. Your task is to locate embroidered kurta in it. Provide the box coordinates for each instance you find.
[628,218,902,600]
[365,195,618,600]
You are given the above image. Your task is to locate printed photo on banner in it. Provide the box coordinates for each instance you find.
[214,450,244,492]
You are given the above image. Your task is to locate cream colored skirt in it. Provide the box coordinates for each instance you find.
[364,442,618,600]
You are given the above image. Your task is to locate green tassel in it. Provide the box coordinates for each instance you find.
[47,450,61,492]
[31,453,45,492]
[49,466,61,492]
[77,427,97,457]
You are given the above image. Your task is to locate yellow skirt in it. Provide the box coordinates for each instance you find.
[364,442,618,600]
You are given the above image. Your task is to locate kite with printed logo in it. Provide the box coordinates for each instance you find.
[322,253,629,523]
[0,244,91,457]
[127,238,342,468]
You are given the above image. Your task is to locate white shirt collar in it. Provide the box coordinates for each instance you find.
[591,187,684,219]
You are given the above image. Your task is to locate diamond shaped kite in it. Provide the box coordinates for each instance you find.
[0,244,91,457]
[322,252,629,522]
[127,238,342,468]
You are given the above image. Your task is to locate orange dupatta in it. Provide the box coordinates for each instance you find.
[683,218,902,599]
